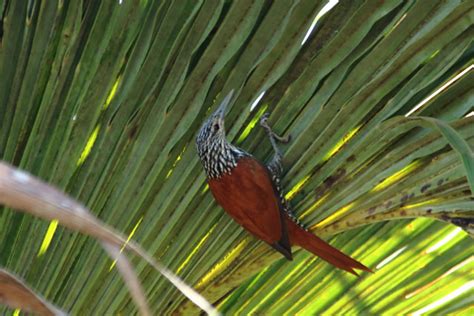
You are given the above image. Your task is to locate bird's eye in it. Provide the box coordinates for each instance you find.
[213,123,219,131]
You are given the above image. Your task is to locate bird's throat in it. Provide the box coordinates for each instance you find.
[199,137,246,179]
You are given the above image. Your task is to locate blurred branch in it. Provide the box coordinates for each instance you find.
[0,161,219,315]
[0,268,66,315]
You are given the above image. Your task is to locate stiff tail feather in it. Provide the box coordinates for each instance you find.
[287,220,372,275]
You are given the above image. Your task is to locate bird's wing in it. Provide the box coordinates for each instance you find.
[208,157,292,259]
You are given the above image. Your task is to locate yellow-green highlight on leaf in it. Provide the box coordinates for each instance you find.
[37,220,59,256]
[166,146,186,179]
[426,49,440,62]
[404,198,443,210]
[426,227,463,254]
[196,239,249,290]
[237,105,268,144]
[371,160,423,192]
[375,246,407,270]
[77,125,100,166]
[13,309,20,316]
[246,257,317,315]
[285,175,310,201]
[405,256,473,299]
[109,216,143,271]
[323,125,361,161]
[312,201,356,229]
[1,1,472,313]
[218,266,270,309]
[411,281,474,316]
[300,194,329,220]
[103,77,121,110]
[176,223,217,274]
[201,184,209,194]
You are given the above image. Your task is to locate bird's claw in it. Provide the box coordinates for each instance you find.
[278,134,291,143]
[260,113,270,127]
[260,113,291,144]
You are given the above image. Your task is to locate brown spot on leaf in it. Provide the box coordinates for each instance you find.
[401,194,409,203]
[420,183,431,193]
[440,214,449,221]
[450,217,473,228]
[400,210,407,216]
[128,124,139,140]
[323,168,346,188]
[368,207,376,214]
[437,179,444,186]
[347,155,356,162]
[315,168,347,198]
[314,187,325,199]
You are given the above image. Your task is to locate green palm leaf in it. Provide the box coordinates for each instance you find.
[1,0,472,314]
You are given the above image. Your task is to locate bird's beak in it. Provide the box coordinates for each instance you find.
[215,89,235,120]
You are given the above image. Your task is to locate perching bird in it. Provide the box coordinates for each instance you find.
[196,90,371,275]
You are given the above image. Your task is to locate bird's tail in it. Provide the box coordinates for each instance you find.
[287,220,372,275]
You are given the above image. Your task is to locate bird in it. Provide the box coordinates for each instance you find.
[196,90,371,275]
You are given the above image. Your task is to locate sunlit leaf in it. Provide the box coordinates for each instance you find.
[0,0,472,314]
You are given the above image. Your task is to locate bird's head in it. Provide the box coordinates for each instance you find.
[196,90,234,154]
[196,90,245,178]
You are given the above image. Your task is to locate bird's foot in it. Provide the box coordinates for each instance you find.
[260,113,290,175]
[260,113,291,143]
